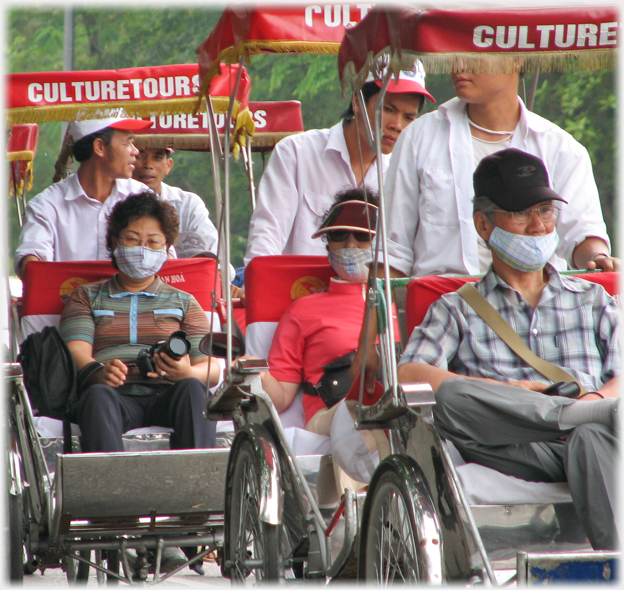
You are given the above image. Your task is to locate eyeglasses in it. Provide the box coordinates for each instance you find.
[492,204,560,224]
[326,230,374,243]
[118,235,167,250]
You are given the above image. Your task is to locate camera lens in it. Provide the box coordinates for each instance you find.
[168,337,188,358]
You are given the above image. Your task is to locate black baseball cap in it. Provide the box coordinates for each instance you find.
[473,148,568,212]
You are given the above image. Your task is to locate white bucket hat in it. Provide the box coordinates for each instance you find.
[330,400,379,483]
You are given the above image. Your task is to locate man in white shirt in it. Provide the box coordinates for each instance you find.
[244,60,435,265]
[132,147,220,255]
[384,63,618,278]
[15,111,152,277]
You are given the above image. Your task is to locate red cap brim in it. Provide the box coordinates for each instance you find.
[375,79,435,103]
[108,119,153,131]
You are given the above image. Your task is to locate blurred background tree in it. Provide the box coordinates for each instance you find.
[5,6,617,270]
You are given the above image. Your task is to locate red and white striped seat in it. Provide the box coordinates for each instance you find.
[17,258,226,440]
[244,255,335,452]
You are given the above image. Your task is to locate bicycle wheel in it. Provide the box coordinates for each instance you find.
[360,466,443,584]
[8,492,24,581]
[225,438,282,582]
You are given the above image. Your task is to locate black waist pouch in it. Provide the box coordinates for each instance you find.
[309,351,356,408]
[304,343,403,409]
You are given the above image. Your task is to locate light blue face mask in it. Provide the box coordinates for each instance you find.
[328,248,373,283]
[114,244,168,279]
[488,226,559,272]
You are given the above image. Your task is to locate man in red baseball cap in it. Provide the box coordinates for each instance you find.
[244,58,435,266]
[15,109,153,276]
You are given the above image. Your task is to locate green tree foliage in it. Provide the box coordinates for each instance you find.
[5,7,617,269]
[530,70,617,247]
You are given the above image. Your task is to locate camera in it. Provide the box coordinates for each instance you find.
[136,331,191,378]
[542,380,581,398]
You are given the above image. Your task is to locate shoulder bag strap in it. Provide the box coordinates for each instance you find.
[457,283,587,395]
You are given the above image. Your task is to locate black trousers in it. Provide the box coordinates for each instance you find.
[75,377,216,452]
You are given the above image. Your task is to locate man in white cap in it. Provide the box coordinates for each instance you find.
[244,59,435,265]
[132,147,220,258]
[15,110,152,276]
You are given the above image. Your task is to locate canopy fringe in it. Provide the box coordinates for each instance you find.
[7,154,35,196]
[7,150,34,163]
[133,131,300,153]
[342,48,615,95]
[196,40,340,112]
[7,97,211,127]
[418,50,616,74]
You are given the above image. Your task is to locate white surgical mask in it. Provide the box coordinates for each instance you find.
[114,244,168,279]
[489,226,559,272]
[328,248,373,283]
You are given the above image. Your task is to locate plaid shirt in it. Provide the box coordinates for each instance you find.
[399,266,620,391]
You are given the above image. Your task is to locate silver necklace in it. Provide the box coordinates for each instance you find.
[468,117,514,136]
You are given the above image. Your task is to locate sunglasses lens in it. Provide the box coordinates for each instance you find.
[326,230,373,242]
[327,231,350,242]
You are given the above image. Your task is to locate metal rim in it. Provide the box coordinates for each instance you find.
[364,477,422,583]
[226,440,281,582]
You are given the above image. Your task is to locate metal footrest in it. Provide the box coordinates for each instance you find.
[51,448,229,538]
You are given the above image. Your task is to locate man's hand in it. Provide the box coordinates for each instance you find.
[98,359,128,387]
[18,254,40,279]
[572,237,620,271]
[349,344,380,394]
[587,254,621,272]
[577,392,605,401]
[150,352,193,382]
[230,283,244,300]
[503,379,549,392]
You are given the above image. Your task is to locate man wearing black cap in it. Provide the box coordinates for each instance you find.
[398,148,620,550]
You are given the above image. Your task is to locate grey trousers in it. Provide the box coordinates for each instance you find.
[433,377,618,550]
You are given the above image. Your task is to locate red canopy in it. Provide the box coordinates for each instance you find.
[339,5,618,91]
[196,4,374,98]
[135,100,304,152]
[6,63,252,127]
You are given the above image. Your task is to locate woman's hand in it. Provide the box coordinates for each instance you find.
[98,359,128,387]
[149,352,193,382]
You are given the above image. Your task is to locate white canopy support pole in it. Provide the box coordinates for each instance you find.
[354,70,400,412]
[206,97,224,223]
[204,95,225,389]
[244,131,257,210]
[355,90,376,153]
[371,72,400,407]
[221,60,244,376]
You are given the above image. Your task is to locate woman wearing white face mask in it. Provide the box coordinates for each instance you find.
[60,191,221,454]
[253,189,397,494]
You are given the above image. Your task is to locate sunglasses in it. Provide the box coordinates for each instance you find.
[326,230,374,243]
